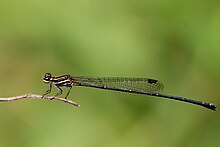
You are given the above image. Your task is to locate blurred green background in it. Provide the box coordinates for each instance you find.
[0,0,220,147]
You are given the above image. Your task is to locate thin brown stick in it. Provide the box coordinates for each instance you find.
[0,93,80,107]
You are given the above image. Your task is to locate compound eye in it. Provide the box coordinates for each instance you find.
[43,73,52,83]
[45,73,52,78]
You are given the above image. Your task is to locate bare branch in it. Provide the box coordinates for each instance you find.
[0,93,80,107]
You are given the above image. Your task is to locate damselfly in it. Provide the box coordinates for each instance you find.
[42,73,217,111]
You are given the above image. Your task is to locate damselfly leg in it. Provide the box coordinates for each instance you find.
[43,73,74,100]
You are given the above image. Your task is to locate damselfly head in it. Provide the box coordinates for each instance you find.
[43,73,52,83]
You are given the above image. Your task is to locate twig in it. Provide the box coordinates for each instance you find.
[0,93,80,107]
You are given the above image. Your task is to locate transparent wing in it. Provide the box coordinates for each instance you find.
[72,77,164,93]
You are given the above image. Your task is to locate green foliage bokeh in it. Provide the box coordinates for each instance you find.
[0,0,219,147]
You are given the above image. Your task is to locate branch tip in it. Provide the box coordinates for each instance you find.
[0,93,80,107]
